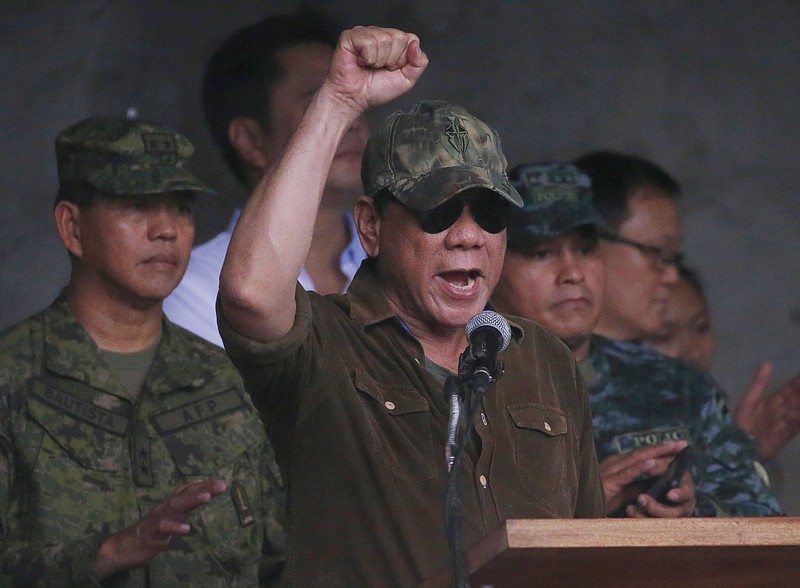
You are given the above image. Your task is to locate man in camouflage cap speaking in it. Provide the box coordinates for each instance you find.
[0,116,285,586]
[493,161,783,518]
[217,26,604,587]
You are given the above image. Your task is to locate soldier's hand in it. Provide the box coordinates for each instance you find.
[626,469,696,518]
[735,361,800,461]
[599,440,688,514]
[324,26,428,116]
[93,479,227,580]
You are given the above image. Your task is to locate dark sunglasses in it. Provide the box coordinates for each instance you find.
[379,192,511,234]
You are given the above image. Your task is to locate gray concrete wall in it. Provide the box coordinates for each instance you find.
[2,1,799,512]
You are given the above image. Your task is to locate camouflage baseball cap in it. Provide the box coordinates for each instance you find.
[361,100,522,211]
[55,116,215,198]
[506,161,607,247]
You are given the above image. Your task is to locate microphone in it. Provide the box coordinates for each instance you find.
[462,310,512,385]
[445,311,511,471]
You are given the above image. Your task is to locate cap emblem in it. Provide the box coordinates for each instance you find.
[445,117,469,153]
[142,133,178,154]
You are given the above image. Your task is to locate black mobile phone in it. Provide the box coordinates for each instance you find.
[646,447,693,502]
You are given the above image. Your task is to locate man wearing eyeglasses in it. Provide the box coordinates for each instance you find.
[216,26,605,587]
[576,151,785,511]
[575,151,684,343]
[579,152,800,477]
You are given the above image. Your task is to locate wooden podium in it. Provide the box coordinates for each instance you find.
[420,517,800,588]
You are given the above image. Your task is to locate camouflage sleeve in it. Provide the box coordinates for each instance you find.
[0,400,107,587]
[690,377,785,517]
[256,435,287,587]
[571,358,607,518]
[0,412,10,542]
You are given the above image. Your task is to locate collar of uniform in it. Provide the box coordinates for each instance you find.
[508,317,524,343]
[346,259,525,344]
[43,291,213,396]
[149,318,223,394]
[486,303,525,344]
[346,258,402,328]
[587,334,612,375]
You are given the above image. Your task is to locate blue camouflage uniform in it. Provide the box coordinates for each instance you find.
[0,294,286,586]
[582,335,783,517]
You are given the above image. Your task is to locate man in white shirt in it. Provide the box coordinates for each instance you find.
[164,11,368,346]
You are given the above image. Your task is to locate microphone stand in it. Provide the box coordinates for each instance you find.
[443,350,504,588]
[443,374,468,588]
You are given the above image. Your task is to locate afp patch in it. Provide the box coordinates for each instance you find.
[152,388,244,435]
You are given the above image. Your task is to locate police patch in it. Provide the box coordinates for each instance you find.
[612,426,690,454]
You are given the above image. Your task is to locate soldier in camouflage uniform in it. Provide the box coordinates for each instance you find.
[494,161,783,517]
[0,117,285,586]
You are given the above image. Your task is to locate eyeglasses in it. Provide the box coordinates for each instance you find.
[600,231,684,268]
[377,191,511,234]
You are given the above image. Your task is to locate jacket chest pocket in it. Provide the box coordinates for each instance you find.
[355,369,437,482]
[508,404,568,510]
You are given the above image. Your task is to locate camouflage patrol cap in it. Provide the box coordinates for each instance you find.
[55,116,215,199]
[506,161,607,247]
[361,100,522,211]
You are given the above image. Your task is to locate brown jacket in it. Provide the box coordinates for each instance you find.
[220,260,604,587]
